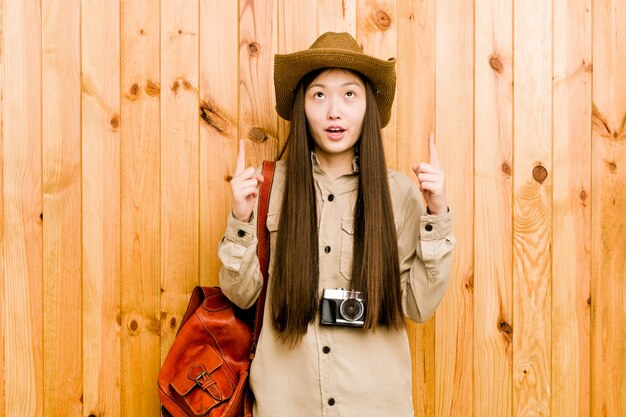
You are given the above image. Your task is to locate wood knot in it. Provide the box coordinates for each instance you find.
[489,55,504,73]
[605,160,617,172]
[501,161,511,176]
[374,10,392,29]
[248,127,268,142]
[248,42,259,56]
[127,83,140,100]
[532,165,548,183]
[145,80,160,97]
[225,175,233,182]
[582,59,592,72]
[139,29,145,35]
[200,101,229,132]
[182,79,193,90]
[465,274,474,290]
[499,321,513,334]
[587,296,592,306]
[39,212,44,221]
[579,189,587,201]
[170,317,177,328]
[129,320,139,332]
[171,80,180,93]
[110,114,120,129]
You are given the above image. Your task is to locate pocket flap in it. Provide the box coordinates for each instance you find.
[341,217,354,235]
[266,213,279,232]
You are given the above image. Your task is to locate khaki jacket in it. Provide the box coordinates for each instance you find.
[219,157,455,417]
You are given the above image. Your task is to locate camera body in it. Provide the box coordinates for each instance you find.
[320,288,366,327]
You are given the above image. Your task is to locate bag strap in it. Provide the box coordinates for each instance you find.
[250,160,275,357]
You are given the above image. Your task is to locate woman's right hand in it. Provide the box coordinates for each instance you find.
[230,140,264,222]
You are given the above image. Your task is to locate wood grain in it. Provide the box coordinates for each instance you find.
[159,0,200,380]
[277,0,317,146]
[239,0,279,164]
[513,0,552,415]
[434,1,474,416]
[2,1,43,415]
[199,0,238,285]
[319,0,357,36]
[474,0,514,415]
[552,0,592,416]
[82,0,121,415]
[0,0,5,412]
[120,0,161,415]
[42,0,82,414]
[396,1,436,415]
[591,0,626,416]
[357,0,397,168]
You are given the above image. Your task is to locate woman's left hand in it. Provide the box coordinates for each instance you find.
[412,133,448,215]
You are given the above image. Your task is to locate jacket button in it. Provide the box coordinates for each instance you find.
[425,224,433,232]
[328,398,335,406]
[322,346,330,354]
[237,229,246,237]
[324,246,331,254]
[327,194,334,202]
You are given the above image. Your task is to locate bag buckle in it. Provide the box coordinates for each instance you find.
[195,371,211,387]
[194,371,223,401]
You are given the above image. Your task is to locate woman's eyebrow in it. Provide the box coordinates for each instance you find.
[308,81,363,89]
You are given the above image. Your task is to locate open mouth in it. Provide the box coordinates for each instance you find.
[325,126,346,139]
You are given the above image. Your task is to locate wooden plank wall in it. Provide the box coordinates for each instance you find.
[1,0,625,416]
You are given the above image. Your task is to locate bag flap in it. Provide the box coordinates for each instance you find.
[170,345,224,396]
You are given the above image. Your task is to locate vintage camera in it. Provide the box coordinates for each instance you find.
[320,288,366,327]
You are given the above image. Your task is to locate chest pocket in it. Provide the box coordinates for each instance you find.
[340,217,354,281]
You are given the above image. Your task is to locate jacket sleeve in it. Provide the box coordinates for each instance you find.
[396,182,456,323]
[218,211,264,309]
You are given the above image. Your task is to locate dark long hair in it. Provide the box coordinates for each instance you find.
[271,69,403,346]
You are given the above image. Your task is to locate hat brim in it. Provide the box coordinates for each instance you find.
[274,49,396,128]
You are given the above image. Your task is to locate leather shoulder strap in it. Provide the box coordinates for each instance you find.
[251,160,275,354]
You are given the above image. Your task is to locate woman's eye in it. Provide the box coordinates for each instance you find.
[345,91,356,98]
[313,91,325,99]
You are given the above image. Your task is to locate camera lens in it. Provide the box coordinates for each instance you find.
[339,298,364,322]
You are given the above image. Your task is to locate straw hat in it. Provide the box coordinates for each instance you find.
[274,32,396,128]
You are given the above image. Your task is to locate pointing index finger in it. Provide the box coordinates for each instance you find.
[235,140,246,175]
[428,133,441,168]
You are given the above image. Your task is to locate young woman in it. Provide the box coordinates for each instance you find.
[219,32,455,417]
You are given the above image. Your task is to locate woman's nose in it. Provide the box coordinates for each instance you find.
[327,100,342,119]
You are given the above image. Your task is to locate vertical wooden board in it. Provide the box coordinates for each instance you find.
[396,1,436,415]
[474,0,514,416]
[2,1,43,415]
[356,0,397,168]
[239,0,279,164]
[160,0,199,359]
[199,0,238,285]
[319,0,357,36]
[0,0,5,412]
[276,0,317,147]
[512,0,552,415]
[552,1,591,416]
[82,0,121,415]
[434,0,474,416]
[591,1,626,416]
[120,0,161,415]
[41,0,82,414]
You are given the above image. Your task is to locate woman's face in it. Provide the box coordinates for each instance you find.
[304,68,366,166]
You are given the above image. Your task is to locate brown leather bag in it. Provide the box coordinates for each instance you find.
[158,161,275,417]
